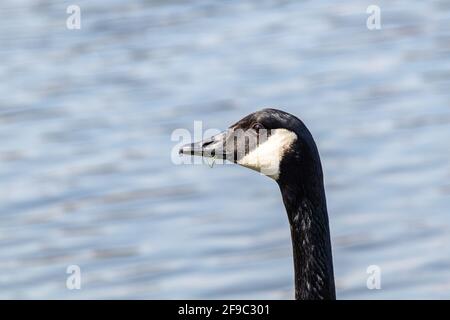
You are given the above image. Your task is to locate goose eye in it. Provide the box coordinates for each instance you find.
[252,123,264,131]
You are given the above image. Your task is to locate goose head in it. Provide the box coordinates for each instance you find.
[179,108,322,183]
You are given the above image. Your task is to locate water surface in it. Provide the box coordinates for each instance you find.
[0,0,449,299]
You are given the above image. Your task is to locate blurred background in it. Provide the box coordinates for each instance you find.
[0,0,449,299]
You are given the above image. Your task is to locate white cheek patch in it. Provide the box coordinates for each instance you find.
[237,128,297,180]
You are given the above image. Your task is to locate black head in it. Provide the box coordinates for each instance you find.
[230,108,305,134]
[179,108,323,184]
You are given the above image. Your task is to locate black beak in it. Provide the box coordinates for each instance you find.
[179,131,228,159]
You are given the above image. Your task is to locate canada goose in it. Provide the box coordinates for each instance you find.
[179,108,335,300]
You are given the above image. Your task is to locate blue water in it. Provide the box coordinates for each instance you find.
[0,0,449,299]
